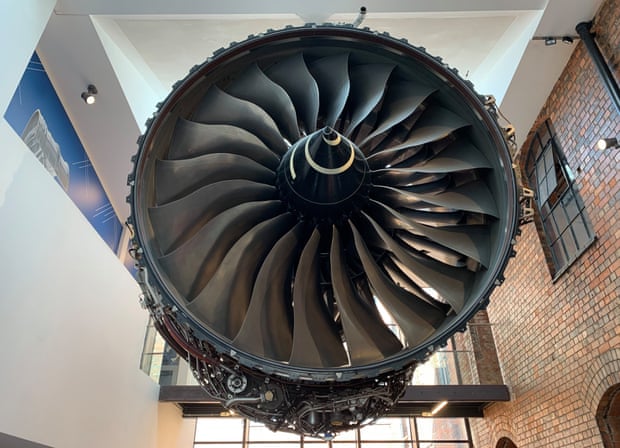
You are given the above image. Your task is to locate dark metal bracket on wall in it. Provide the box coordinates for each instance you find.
[576,21,620,115]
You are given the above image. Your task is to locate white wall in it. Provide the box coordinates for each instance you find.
[0,1,160,447]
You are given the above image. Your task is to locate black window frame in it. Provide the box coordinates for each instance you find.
[524,119,595,280]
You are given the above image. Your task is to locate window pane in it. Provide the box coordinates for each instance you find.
[551,205,569,234]
[562,190,580,222]
[545,165,558,197]
[560,230,578,261]
[359,443,411,448]
[543,145,554,172]
[332,428,357,441]
[541,214,559,243]
[194,418,244,442]
[247,444,302,448]
[360,418,410,441]
[247,421,299,442]
[419,443,470,448]
[572,215,593,249]
[416,418,467,441]
[551,240,568,269]
[194,444,242,448]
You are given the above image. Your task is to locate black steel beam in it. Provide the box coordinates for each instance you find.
[160,384,510,419]
[576,21,620,115]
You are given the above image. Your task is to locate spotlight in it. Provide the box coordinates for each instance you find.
[596,137,619,150]
[544,37,557,46]
[422,400,449,417]
[562,36,574,45]
[81,84,98,105]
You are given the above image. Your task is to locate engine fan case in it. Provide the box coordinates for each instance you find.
[128,24,518,435]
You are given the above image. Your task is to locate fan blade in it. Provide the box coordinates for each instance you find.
[330,225,402,364]
[372,181,499,217]
[372,169,448,188]
[398,209,465,227]
[358,211,471,312]
[368,199,490,267]
[155,154,275,205]
[396,231,467,268]
[158,200,283,300]
[226,63,300,143]
[265,52,320,133]
[344,64,394,136]
[379,107,469,152]
[360,81,436,146]
[380,255,449,310]
[192,86,288,154]
[168,118,280,169]
[149,180,277,254]
[308,53,350,127]
[289,228,348,368]
[233,224,305,361]
[188,213,296,339]
[407,141,492,173]
[367,145,425,170]
[349,220,443,346]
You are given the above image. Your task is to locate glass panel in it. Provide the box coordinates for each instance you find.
[541,214,559,244]
[194,444,243,448]
[247,444,303,448]
[247,421,299,442]
[413,348,463,385]
[330,443,357,448]
[551,205,569,234]
[550,240,568,270]
[539,200,551,217]
[546,165,558,197]
[194,418,244,442]
[304,433,336,444]
[562,190,580,222]
[332,428,357,441]
[571,215,592,250]
[536,162,548,202]
[419,443,470,448]
[543,145,554,172]
[359,443,411,447]
[416,418,468,441]
[561,230,578,260]
[359,418,410,441]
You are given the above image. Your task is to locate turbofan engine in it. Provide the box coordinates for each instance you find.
[128,24,518,438]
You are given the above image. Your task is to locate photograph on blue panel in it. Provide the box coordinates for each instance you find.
[4,53,122,252]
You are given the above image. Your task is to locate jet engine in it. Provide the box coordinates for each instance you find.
[128,24,518,438]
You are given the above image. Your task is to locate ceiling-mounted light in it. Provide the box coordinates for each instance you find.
[544,36,557,46]
[596,137,619,150]
[422,400,449,417]
[562,36,574,45]
[81,84,98,105]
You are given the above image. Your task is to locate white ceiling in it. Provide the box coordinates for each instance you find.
[36,0,602,222]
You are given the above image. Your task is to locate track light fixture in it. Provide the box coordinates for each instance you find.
[562,36,574,45]
[544,36,557,46]
[596,137,619,150]
[534,35,577,46]
[81,84,97,105]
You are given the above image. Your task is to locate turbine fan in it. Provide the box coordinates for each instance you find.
[128,24,518,437]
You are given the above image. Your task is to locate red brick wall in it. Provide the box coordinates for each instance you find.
[470,0,620,446]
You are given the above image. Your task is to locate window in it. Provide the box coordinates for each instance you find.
[193,417,474,447]
[524,120,595,279]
